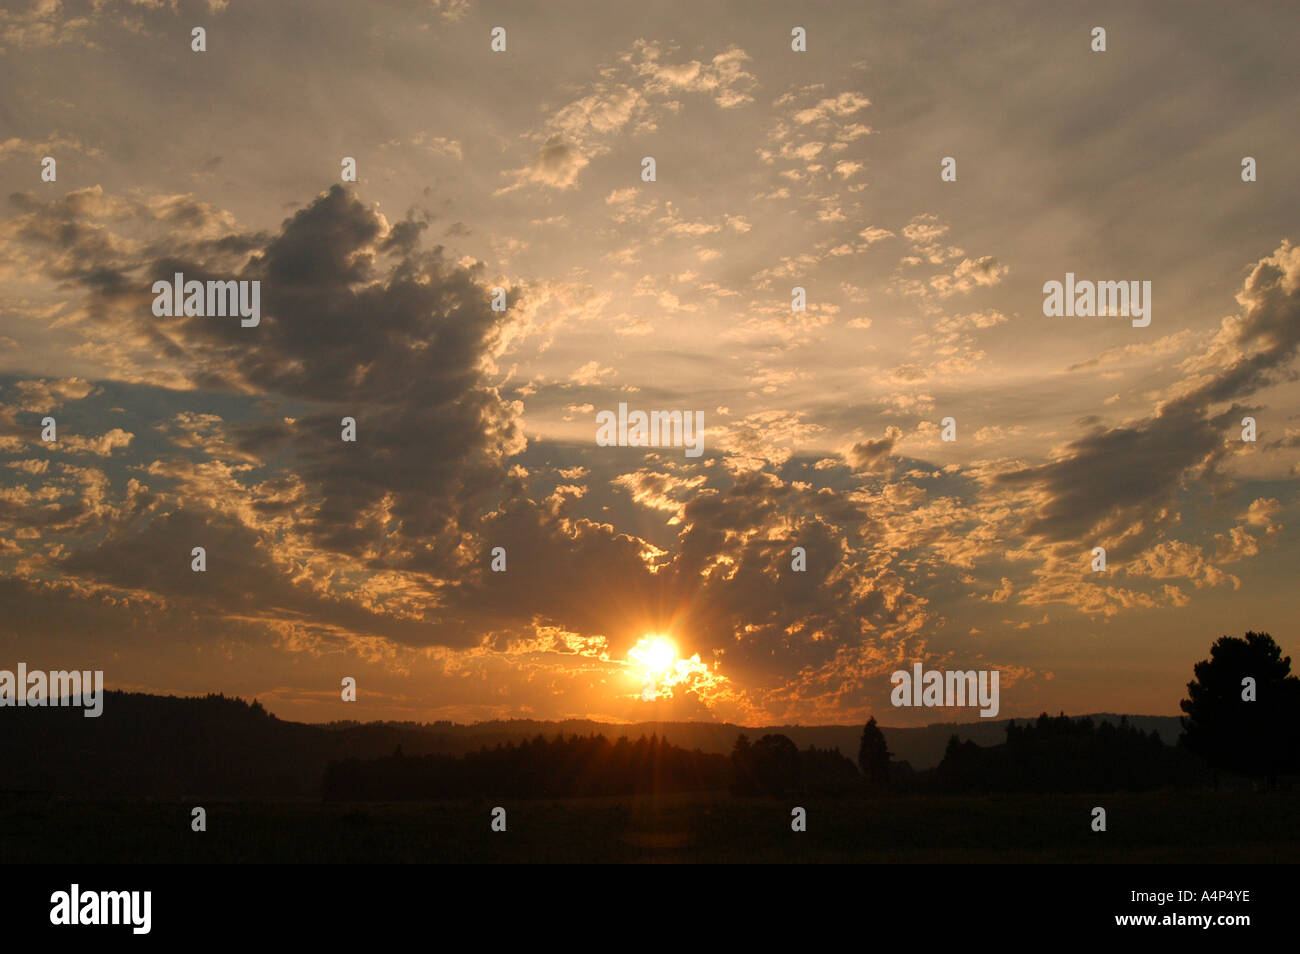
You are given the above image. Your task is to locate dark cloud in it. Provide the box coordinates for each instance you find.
[12,185,524,574]
[57,505,476,648]
[995,408,1222,543]
[996,242,1300,544]
[846,426,901,474]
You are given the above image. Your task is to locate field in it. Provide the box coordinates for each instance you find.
[3,791,1298,863]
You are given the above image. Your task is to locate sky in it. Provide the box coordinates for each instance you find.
[1,0,1298,727]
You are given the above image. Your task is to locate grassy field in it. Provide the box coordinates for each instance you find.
[3,791,1298,863]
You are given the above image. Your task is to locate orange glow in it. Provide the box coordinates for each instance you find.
[626,634,713,702]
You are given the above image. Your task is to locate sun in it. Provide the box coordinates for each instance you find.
[645,636,678,674]
[630,635,678,678]
[624,634,721,702]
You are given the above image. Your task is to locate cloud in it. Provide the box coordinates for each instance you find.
[994,241,1300,546]
[509,135,590,191]
[499,40,755,193]
[791,92,871,126]
[845,427,902,474]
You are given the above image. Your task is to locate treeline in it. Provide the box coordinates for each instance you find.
[324,734,730,799]
[730,734,861,795]
[322,715,1213,801]
[0,691,1224,801]
[921,713,1209,794]
[0,691,537,799]
[323,732,867,800]
[0,691,323,798]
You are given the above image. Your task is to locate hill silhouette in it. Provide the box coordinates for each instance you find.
[0,689,1186,799]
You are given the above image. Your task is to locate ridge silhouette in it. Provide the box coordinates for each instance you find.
[3,631,1293,799]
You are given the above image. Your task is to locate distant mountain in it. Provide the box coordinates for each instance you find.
[0,690,1184,797]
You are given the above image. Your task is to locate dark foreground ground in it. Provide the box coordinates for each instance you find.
[3,791,1297,863]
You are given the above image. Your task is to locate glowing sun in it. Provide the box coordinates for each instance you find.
[635,636,678,676]
[625,635,715,702]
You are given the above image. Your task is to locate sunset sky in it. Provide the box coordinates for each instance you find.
[2,0,1298,727]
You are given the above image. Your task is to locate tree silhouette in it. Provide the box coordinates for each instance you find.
[751,734,801,793]
[857,716,891,792]
[1180,631,1300,787]
[729,733,754,794]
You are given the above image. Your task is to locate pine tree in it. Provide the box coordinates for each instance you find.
[857,716,891,791]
